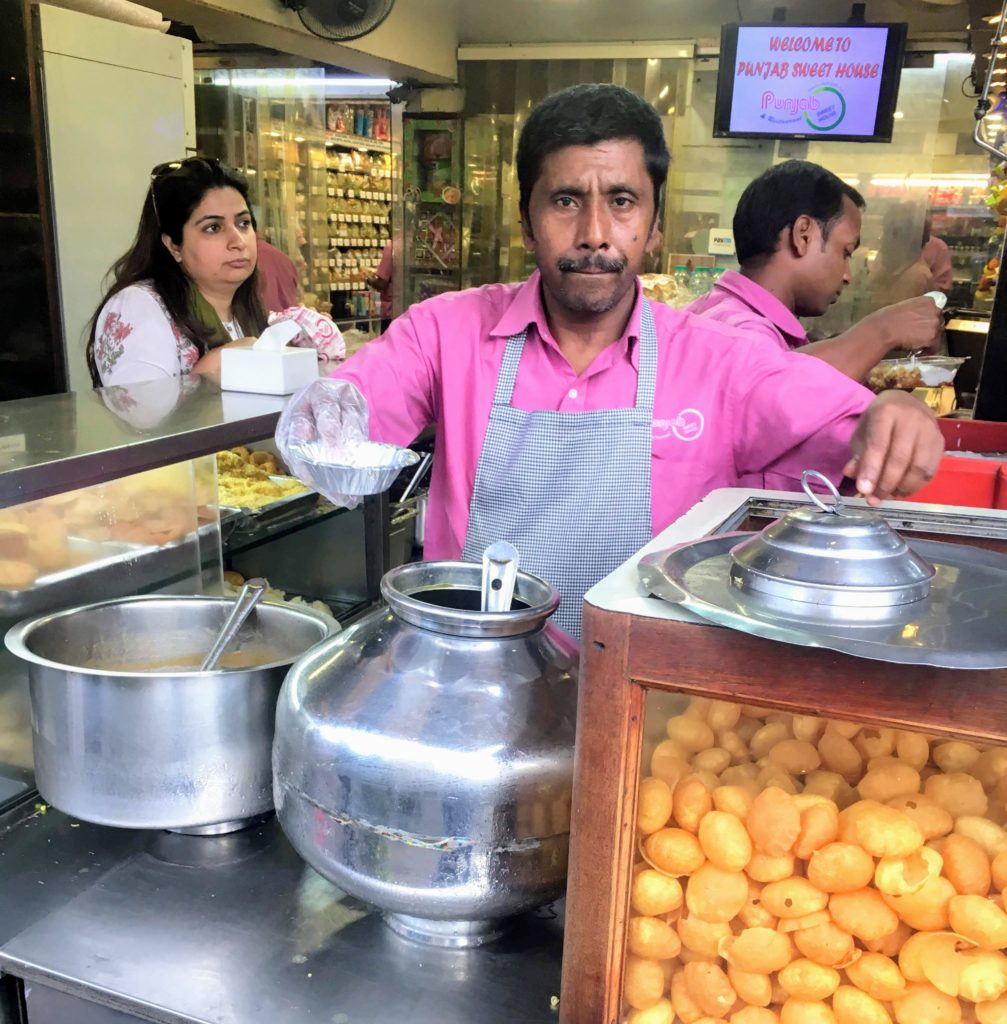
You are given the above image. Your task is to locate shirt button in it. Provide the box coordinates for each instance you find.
[568,388,578,399]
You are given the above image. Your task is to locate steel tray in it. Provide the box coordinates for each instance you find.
[639,533,1007,670]
[0,532,210,621]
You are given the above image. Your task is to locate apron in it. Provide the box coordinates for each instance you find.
[461,299,657,639]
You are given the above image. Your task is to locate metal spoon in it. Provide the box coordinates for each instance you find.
[201,578,267,671]
[480,541,519,613]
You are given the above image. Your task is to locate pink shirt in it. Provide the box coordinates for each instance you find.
[922,236,953,292]
[688,270,809,352]
[332,271,872,560]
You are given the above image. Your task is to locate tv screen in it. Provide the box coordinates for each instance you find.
[714,23,907,142]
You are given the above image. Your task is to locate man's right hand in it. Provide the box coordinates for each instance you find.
[863,295,944,355]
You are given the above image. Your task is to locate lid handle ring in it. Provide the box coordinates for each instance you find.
[801,469,844,516]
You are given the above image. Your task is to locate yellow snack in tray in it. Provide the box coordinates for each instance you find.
[934,742,982,775]
[949,894,1007,951]
[678,914,733,958]
[628,916,682,960]
[749,721,791,760]
[747,852,796,883]
[843,801,924,858]
[874,847,944,897]
[829,887,900,943]
[768,739,821,775]
[779,999,837,1024]
[727,964,772,1007]
[643,827,705,876]
[718,926,793,973]
[651,739,691,789]
[854,727,896,761]
[954,817,1007,859]
[978,994,1007,1024]
[686,863,749,923]
[675,775,714,834]
[730,1008,779,1024]
[846,951,907,1001]
[713,785,755,819]
[913,931,981,997]
[637,777,675,834]
[694,747,732,775]
[672,967,706,1022]
[973,749,1007,791]
[759,877,828,919]
[777,909,831,933]
[792,920,857,967]
[927,773,989,819]
[807,842,876,893]
[778,958,840,1000]
[624,955,667,1010]
[832,984,893,1024]
[943,834,993,896]
[699,811,752,873]
[684,961,736,1017]
[738,881,778,929]
[792,799,839,859]
[818,728,864,784]
[632,869,684,916]
[992,851,1007,892]
[859,763,922,803]
[864,919,914,958]
[892,982,962,1024]
[667,714,715,753]
[627,998,674,1024]
[882,874,956,931]
[747,786,800,857]
[706,699,742,732]
[888,794,954,840]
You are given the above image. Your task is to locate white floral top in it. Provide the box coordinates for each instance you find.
[93,281,241,386]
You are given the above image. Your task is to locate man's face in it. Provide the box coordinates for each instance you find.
[521,139,659,318]
[794,196,862,317]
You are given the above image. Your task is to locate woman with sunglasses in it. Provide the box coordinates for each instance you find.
[86,157,268,387]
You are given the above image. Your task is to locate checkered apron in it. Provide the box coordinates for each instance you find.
[461,300,657,639]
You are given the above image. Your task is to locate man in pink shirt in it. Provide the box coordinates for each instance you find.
[689,161,943,382]
[279,87,942,638]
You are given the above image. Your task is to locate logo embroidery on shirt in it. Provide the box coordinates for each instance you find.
[671,408,705,442]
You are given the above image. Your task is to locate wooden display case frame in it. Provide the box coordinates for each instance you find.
[560,535,1007,1024]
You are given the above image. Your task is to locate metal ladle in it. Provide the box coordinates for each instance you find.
[480,542,519,613]
[200,577,268,671]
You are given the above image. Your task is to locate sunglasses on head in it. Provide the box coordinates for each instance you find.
[148,156,223,228]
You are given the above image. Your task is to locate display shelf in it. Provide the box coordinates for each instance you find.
[325,131,391,153]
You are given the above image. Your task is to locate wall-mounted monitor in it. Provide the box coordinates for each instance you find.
[714,23,908,142]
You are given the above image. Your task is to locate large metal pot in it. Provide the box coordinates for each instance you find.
[5,596,332,832]
[273,560,578,947]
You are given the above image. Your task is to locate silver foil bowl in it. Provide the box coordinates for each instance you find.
[729,471,936,622]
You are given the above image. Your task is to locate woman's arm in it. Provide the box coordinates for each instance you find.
[192,338,257,380]
[94,286,187,386]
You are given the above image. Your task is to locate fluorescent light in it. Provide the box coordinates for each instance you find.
[893,111,904,119]
[658,84,669,100]
[211,75,396,91]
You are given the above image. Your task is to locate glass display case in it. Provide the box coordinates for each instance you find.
[560,487,1007,1024]
[0,378,397,819]
[402,114,463,306]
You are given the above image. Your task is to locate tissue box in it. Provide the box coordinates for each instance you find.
[220,320,320,395]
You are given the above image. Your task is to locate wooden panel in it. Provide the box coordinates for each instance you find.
[560,605,644,1024]
[627,615,1007,746]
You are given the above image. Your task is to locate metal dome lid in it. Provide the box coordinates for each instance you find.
[729,470,936,614]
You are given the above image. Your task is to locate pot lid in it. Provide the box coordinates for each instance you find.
[637,471,1007,669]
[729,471,936,615]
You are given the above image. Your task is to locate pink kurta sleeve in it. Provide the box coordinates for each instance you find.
[93,286,184,386]
[731,345,873,484]
[329,304,437,445]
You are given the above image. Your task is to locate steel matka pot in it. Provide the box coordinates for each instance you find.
[272,559,578,947]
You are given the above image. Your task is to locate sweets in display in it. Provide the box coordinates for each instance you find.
[215,450,308,510]
[626,694,1007,1023]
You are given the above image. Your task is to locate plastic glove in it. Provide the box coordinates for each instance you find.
[268,306,346,362]
[275,379,417,509]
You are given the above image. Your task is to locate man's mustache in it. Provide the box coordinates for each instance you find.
[557,254,628,274]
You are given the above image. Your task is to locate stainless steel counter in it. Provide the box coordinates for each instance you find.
[0,377,285,506]
[0,804,564,1024]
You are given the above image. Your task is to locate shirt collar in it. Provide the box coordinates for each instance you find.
[715,269,808,344]
[491,269,645,365]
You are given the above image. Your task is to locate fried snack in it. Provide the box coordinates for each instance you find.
[0,560,38,590]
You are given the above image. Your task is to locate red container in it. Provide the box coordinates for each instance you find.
[902,454,1002,508]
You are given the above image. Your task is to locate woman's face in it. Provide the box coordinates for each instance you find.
[163,186,257,296]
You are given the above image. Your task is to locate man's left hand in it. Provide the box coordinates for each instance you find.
[842,390,944,505]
